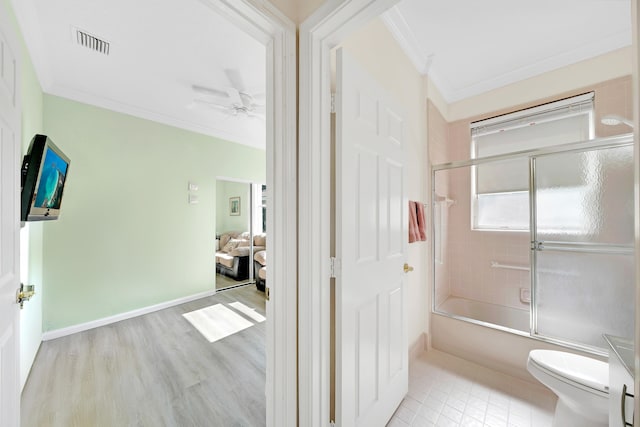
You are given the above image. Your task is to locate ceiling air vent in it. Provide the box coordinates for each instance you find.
[74,28,110,55]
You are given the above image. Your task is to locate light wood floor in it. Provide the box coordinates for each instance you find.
[216,273,253,291]
[21,285,266,427]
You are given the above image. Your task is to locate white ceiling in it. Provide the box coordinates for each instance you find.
[383,0,632,103]
[13,0,266,149]
[13,0,632,145]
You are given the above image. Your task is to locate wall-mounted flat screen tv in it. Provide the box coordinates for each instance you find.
[20,134,71,221]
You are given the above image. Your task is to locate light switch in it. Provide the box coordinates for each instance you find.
[188,182,199,191]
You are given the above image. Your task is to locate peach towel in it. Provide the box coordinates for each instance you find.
[409,201,426,243]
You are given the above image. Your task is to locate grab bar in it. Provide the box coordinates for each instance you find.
[490,261,530,271]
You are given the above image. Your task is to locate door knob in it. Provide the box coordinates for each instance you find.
[403,263,414,273]
[16,283,35,309]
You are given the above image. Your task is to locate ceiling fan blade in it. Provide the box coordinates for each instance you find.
[192,85,229,99]
[224,68,246,92]
[251,92,266,104]
[242,92,265,108]
[226,87,243,108]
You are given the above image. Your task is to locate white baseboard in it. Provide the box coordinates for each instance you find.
[410,332,428,361]
[42,289,217,341]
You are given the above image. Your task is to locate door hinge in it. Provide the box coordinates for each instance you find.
[265,287,270,301]
[330,93,336,114]
[329,257,340,279]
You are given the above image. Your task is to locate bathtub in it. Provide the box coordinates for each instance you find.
[436,296,530,333]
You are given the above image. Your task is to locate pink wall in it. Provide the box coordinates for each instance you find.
[431,76,632,310]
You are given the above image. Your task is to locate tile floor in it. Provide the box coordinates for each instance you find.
[387,350,557,427]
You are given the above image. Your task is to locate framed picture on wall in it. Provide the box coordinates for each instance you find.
[230,196,241,216]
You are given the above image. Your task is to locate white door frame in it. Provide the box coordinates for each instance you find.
[199,3,297,426]
[632,0,640,420]
[9,0,296,425]
[0,0,22,424]
[299,1,398,426]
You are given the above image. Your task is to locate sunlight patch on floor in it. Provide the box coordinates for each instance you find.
[229,301,266,322]
[183,303,258,343]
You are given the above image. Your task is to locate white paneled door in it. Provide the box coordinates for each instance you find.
[0,4,21,426]
[335,48,408,427]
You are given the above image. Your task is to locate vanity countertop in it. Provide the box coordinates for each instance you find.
[604,334,634,378]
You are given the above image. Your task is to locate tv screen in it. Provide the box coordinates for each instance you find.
[21,134,71,221]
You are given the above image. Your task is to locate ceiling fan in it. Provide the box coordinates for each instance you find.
[191,69,265,119]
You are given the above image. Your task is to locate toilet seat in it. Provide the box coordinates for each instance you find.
[529,350,609,394]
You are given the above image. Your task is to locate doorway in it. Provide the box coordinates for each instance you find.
[4,0,296,425]
[215,179,267,291]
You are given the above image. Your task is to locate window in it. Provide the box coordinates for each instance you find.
[471,93,595,230]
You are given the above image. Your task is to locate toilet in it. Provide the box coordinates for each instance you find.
[527,349,609,427]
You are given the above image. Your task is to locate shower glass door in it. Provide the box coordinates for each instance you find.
[531,143,634,351]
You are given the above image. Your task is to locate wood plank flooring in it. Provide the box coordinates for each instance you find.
[216,273,252,291]
[21,285,266,427]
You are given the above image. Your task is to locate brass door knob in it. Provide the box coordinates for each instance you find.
[403,263,414,273]
[16,284,35,309]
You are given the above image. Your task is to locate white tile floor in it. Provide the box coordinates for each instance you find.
[387,350,557,427]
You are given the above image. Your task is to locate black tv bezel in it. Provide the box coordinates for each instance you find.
[20,134,71,222]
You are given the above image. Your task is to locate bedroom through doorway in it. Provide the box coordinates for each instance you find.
[215,178,267,292]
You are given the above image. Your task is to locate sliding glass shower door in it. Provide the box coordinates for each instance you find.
[531,143,635,350]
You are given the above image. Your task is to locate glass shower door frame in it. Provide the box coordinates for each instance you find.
[430,133,633,353]
[528,137,634,354]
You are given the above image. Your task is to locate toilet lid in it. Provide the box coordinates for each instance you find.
[529,350,609,393]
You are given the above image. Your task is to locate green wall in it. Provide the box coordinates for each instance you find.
[216,180,250,234]
[42,95,265,330]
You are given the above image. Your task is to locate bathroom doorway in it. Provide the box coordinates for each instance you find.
[215,178,266,291]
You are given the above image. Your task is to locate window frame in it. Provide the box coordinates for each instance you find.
[469,93,596,231]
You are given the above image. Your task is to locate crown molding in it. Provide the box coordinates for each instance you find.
[46,83,266,150]
[11,0,53,91]
[382,5,632,104]
[380,6,429,74]
[444,30,632,103]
